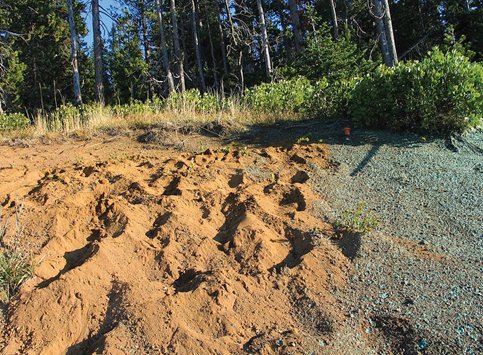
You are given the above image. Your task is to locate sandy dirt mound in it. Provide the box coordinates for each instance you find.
[0,135,364,354]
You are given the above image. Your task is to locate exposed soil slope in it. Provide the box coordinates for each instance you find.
[1,124,481,355]
[0,134,356,354]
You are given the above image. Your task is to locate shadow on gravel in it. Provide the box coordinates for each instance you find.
[235,118,427,148]
[350,144,380,176]
[373,314,428,355]
[331,230,362,260]
[234,118,431,175]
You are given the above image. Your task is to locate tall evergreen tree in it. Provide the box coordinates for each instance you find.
[107,10,149,104]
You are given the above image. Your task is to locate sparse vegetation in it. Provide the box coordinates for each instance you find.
[0,199,34,303]
[337,201,380,233]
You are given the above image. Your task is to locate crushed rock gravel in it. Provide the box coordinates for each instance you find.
[309,127,483,354]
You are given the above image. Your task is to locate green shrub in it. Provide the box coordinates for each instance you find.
[164,89,230,113]
[46,104,83,131]
[0,113,30,130]
[349,49,483,134]
[311,78,357,117]
[337,201,380,234]
[242,77,315,113]
[288,24,376,84]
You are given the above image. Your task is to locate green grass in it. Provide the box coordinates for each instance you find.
[0,248,34,302]
[0,200,34,303]
[337,201,380,234]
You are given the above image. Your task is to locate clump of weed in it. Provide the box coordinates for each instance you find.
[337,201,380,233]
[295,133,312,144]
[0,198,35,303]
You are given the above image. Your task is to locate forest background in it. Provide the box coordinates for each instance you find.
[0,0,482,135]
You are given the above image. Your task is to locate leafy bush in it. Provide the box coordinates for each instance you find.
[164,89,231,113]
[242,77,315,113]
[0,113,30,130]
[46,104,83,131]
[311,78,357,117]
[349,49,483,134]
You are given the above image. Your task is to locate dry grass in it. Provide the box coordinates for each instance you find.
[1,102,306,142]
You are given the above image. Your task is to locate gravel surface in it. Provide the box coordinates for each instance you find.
[242,122,483,353]
[311,127,483,354]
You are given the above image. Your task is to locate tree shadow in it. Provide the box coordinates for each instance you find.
[232,118,429,175]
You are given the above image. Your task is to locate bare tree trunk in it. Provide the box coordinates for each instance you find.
[191,0,206,92]
[92,0,104,105]
[216,7,230,92]
[205,11,219,90]
[224,0,244,91]
[179,11,191,88]
[170,0,186,91]
[371,0,392,67]
[140,0,152,99]
[329,0,339,41]
[382,0,398,65]
[155,0,175,94]
[224,0,237,46]
[289,0,304,53]
[256,0,272,79]
[66,0,82,107]
[237,51,244,94]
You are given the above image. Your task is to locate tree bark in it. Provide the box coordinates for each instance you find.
[191,0,206,92]
[289,0,304,53]
[205,10,219,90]
[66,0,82,107]
[92,0,104,104]
[216,6,230,92]
[155,0,175,94]
[371,0,392,67]
[139,0,152,99]
[329,0,339,41]
[169,0,186,91]
[256,0,272,79]
[382,0,398,66]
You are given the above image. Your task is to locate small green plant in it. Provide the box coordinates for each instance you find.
[295,133,312,144]
[0,199,34,303]
[74,156,84,165]
[217,142,234,153]
[337,201,380,233]
[270,172,277,183]
[109,151,127,162]
[184,158,195,177]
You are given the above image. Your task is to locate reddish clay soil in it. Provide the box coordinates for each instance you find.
[0,129,399,354]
